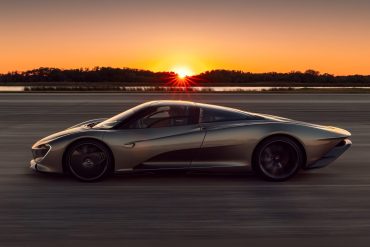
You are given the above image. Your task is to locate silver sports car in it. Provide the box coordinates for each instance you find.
[31,100,351,182]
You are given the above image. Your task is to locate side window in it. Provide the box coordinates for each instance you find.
[128,105,198,129]
[201,107,248,123]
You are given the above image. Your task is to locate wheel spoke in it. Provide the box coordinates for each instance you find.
[81,145,89,154]
[271,165,280,175]
[89,152,106,165]
[263,161,274,170]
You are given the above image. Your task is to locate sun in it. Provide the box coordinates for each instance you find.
[167,65,198,88]
[172,66,194,79]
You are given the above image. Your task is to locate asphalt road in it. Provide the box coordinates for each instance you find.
[1,93,370,247]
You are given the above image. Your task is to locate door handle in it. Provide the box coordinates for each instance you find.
[123,142,135,148]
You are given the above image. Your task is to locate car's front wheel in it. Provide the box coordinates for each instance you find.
[66,140,113,182]
[253,136,303,181]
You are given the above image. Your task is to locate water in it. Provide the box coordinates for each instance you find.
[0,86,25,92]
[1,86,370,92]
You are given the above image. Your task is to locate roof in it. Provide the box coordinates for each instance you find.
[149,100,195,106]
[148,100,250,115]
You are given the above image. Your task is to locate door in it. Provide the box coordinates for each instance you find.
[103,104,205,171]
[191,106,252,168]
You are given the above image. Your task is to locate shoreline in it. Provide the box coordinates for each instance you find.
[1,89,370,94]
[2,85,370,93]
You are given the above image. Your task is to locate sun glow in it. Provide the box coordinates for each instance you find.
[166,65,198,89]
[172,66,194,79]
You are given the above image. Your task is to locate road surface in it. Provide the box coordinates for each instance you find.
[0,93,369,247]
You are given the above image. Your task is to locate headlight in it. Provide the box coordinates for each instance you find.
[32,144,51,162]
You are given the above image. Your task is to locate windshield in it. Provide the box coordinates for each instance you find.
[93,102,152,129]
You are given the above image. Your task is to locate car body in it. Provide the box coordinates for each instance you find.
[30,100,352,181]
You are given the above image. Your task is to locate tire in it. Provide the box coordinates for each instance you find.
[253,136,303,181]
[65,140,113,182]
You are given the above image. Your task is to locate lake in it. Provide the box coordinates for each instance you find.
[1,86,370,92]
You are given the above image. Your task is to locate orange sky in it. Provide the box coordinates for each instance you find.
[1,0,370,75]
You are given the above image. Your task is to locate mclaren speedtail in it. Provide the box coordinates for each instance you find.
[31,101,351,181]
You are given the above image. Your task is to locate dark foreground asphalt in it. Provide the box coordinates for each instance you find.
[0,93,370,247]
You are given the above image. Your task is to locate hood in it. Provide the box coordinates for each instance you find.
[68,118,107,129]
[35,118,107,146]
[36,127,82,145]
[35,118,106,145]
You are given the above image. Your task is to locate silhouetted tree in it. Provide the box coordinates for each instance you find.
[1,67,370,86]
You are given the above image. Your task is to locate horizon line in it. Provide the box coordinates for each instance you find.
[1,66,370,77]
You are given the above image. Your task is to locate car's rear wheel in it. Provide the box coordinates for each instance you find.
[66,140,113,182]
[253,136,303,181]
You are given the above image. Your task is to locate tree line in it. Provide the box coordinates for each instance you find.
[1,67,370,86]
[196,69,370,86]
[0,67,175,84]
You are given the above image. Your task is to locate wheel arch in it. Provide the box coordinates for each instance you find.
[252,133,307,168]
[62,137,115,173]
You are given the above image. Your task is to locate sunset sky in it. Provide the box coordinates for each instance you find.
[1,0,370,75]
